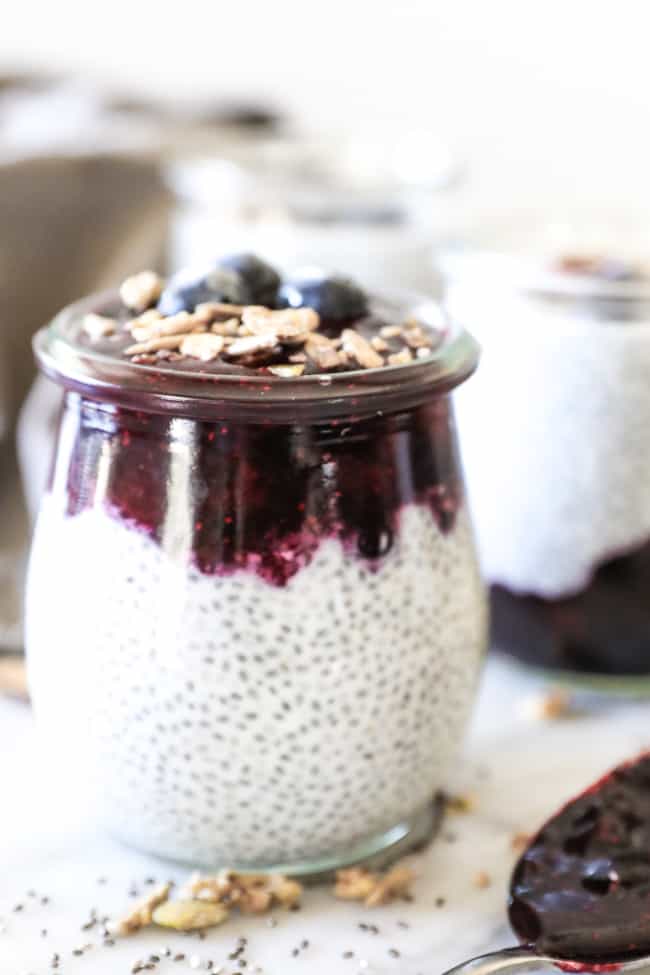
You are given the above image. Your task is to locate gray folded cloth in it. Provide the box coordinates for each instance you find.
[0,149,172,652]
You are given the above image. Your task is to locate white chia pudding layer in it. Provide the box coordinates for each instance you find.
[27,496,486,869]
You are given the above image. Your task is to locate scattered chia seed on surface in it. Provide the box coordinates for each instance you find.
[435,896,446,907]
[389,947,401,957]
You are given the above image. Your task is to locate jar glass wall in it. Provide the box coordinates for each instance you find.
[25,290,486,871]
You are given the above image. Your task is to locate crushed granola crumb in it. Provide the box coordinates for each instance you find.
[334,866,414,907]
[152,900,229,931]
[341,329,384,369]
[119,271,163,313]
[125,335,188,356]
[211,317,240,336]
[130,310,205,343]
[519,688,572,721]
[402,322,430,349]
[241,306,320,341]
[387,348,413,366]
[82,313,117,340]
[223,333,279,361]
[511,832,531,852]
[445,793,475,814]
[179,333,225,362]
[110,882,171,936]
[379,324,403,339]
[304,334,344,370]
[268,364,305,378]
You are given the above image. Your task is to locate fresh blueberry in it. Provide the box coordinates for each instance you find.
[216,253,281,307]
[276,271,368,322]
[158,264,249,315]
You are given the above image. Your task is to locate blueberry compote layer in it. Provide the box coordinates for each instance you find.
[510,753,650,962]
[62,394,462,584]
[492,540,650,677]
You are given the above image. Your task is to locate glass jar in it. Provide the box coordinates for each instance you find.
[443,248,650,689]
[26,289,485,872]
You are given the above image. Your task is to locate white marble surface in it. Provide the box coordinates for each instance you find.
[1,657,650,975]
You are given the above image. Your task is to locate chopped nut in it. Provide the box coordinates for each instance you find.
[446,793,475,814]
[473,871,491,889]
[152,900,229,932]
[268,364,305,378]
[130,311,205,342]
[223,333,279,360]
[242,306,320,342]
[334,868,377,902]
[195,301,245,322]
[238,887,273,914]
[181,871,232,903]
[267,875,302,908]
[130,354,158,365]
[119,271,163,313]
[125,335,187,356]
[179,333,225,362]
[341,329,384,369]
[288,351,308,363]
[379,324,403,339]
[370,335,389,352]
[511,832,531,852]
[402,322,430,348]
[82,313,117,340]
[416,346,432,358]
[387,348,413,366]
[365,866,414,907]
[180,871,302,915]
[519,688,572,721]
[304,334,343,371]
[334,866,414,907]
[211,317,240,336]
[111,883,171,935]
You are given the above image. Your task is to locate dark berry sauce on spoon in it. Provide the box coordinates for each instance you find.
[510,753,650,964]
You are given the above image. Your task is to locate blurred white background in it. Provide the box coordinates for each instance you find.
[2,0,649,204]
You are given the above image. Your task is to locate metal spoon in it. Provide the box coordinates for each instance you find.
[441,944,650,975]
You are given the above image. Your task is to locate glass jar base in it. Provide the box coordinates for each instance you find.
[112,799,443,878]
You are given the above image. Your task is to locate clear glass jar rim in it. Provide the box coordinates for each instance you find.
[34,288,480,422]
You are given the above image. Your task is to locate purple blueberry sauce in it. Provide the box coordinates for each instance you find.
[510,752,650,963]
[61,395,462,585]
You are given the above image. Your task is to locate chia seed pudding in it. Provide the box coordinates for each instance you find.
[444,248,650,681]
[26,255,486,870]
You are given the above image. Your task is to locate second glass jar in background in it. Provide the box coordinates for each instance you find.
[443,247,650,688]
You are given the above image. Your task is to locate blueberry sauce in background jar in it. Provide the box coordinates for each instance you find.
[440,245,650,689]
[25,257,486,872]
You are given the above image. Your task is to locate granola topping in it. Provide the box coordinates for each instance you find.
[82,313,117,340]
[119,271,163,314]
[77,262,441,377]
[333,866,415,907]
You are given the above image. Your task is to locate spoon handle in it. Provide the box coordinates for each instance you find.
[441,946,553,975]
